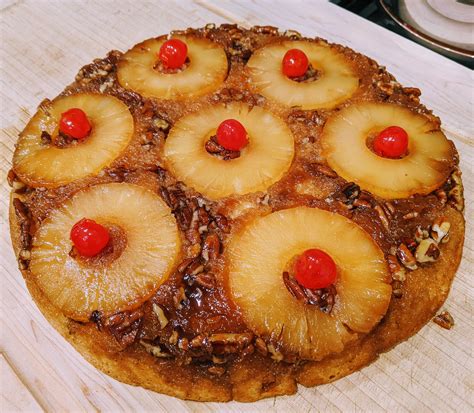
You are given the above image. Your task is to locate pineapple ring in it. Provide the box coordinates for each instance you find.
[13,93,134,187]
[117,35,228,100]
[29,183,181,321]
[227,206,392,361]
[247,41,359,109]
[321,102,455,199]
[163,102,295,200]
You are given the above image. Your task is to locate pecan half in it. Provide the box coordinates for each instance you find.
[433,311,454,330]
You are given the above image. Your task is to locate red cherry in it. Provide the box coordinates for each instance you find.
[70,218,110,257]
[373,126,409,158]
[294,249,337,290]
[282,49,309,78]
[216,119,249,151]
[59,108,92,140]
[158,39,188,69]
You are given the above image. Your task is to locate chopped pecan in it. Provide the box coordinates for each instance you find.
[283,271,307,302]
[392,280,403,298]
[208,366,226,376]
[252,25,278,35]
[415,239,440,263]
[387,254,406,282]
[291,64,319,83]
[13,197,29,222]
[414,226,429,243]
[431,217,450,244]
[267,343,284,362]
[205,135,241,160]
[177,257,196,274]
[169,330,179,345]
[403,211,419,220]
[304,284,336,314]
[255,337,268,356]
[448,169,464,211]
[190,334,207,348]
[152,303,168,329]
[311,163,338,178]
[382,201,395,216]
[283,272,336,313]
[193,272,216,289]
[433,311,454,330]
[140,340,171,358]
[175,205,193,230]
[202,233,221,261]
[283,29,302,39]
[241,344,255,358]
[435,189,447,205]
[104,308,144,347]
[341,182,360,201]
[89,310,102,327]
[209,332,254,347]
[397,243,418,270]
[178,337,189,351]
[107,167,128,181]
[212,355,227,364]
[173,286,187,309]
[153,118,170,131]
[353,199,371,208]
[214,214,230,233]
[13,198,32,268]
[373,204,390,231]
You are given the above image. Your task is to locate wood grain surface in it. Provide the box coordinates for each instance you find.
[1,1,472,411]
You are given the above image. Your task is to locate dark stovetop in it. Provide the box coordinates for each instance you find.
[330,0,473,69]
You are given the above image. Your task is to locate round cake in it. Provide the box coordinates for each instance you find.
[8,24,465,402]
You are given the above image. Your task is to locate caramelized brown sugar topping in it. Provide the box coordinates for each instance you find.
[10,24,461,375]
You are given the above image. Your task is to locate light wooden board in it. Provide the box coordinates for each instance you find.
[1,1,472,411]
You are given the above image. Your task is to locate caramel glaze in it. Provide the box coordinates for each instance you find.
[13,24,459,376]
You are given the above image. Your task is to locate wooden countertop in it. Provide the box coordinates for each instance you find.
[1,1,472,411]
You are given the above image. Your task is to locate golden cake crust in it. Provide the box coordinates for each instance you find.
[9,24,465,402]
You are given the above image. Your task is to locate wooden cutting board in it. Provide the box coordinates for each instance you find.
[1,1,472,411]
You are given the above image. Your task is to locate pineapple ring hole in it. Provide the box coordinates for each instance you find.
[287,63,322,83]
[365,128,410,159]
[153,56,191,74]
[41,119,94,150]
[70,222,127,267]
[282,252,338,312]
[203,130,249,161]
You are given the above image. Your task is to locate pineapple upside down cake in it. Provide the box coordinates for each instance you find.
[9,24,465,402]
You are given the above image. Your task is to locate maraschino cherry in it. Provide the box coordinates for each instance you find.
[159,39,188,69]
[216,119,249,151]
[70,218,110,257]
[373,126,409,158]
[59,108,92,140]
[282,48,309,78]
[294,249,337,289]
